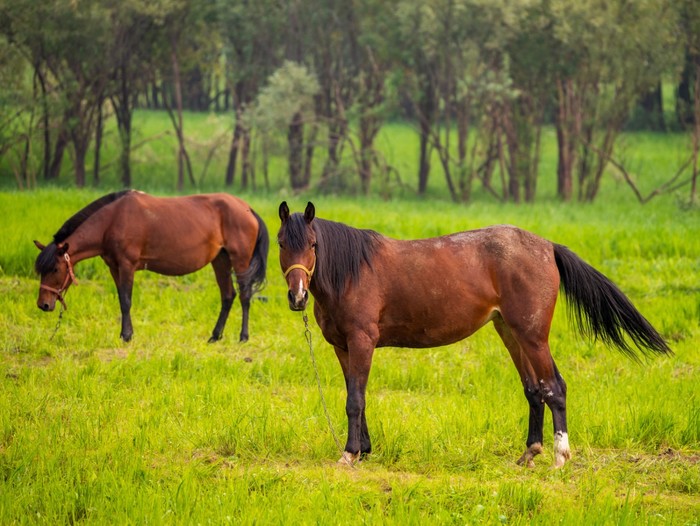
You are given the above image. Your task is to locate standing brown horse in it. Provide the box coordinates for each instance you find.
[277,202,671,468]
[34,190,268,342]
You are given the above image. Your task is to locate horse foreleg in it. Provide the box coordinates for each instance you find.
[334,340,374,465]
[210,251,236,343]
[110,266,135,342]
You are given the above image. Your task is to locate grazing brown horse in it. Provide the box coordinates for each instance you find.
[277,202,671,468]
[34,190,269,343]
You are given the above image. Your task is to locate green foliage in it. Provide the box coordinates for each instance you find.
[1,190,698,523]
[247,61,320,133]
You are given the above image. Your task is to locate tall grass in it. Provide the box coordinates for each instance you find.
[1,188,698,524]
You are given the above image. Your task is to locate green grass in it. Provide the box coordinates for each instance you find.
[1,189,698,524]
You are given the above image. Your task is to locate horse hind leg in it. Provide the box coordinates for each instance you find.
[524,348,569,468]
[494,315,570,468]
[209,250,236,342]
[234,269,253,343]
[493,316,545,467]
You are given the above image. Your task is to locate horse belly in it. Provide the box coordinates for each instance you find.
[140,227,222,276]
[376,296,496,349]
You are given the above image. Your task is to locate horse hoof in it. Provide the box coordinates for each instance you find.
[239,335,249,343]
[208,335,220,343]
[337,451,360,466]
[516,443,543,468]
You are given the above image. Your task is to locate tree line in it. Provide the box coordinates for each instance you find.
[1,0,698,202]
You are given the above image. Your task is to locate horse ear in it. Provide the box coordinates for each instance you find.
[57,243,69,256]
[279,201,290,223]
[33,240,46,251]
[304,202,315,224]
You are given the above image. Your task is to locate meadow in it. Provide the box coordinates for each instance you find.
[1,112,699,524]
[0,187,698,525]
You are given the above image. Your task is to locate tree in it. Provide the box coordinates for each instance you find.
[248,61,319,190]
[550,0,681,201]
[218,0,284,189]
[105,0,160,188]
[678,0,700,203]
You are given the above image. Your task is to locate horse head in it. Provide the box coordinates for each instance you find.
[34,240,77,311]
[278,201,317,311]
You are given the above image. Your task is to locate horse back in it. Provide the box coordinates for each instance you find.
[315,225,559,349]
[102,192,260,275]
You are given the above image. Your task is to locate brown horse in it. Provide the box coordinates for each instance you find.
[34,190,268,343]
[277,202,671,468]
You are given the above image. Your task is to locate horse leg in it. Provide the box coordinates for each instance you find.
[548,362,569,467]
[334,335,375,465]
[503,325,569,467]
[109,266,135,342]
[209,250,236,342]
[235,273,252,343]
[493,316,544,467]
[334,346,372,462]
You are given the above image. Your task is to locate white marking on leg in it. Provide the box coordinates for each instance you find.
[553,431,571,468]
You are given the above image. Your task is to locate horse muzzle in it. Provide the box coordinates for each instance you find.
[38,300,55,312]
[287,289,309,311]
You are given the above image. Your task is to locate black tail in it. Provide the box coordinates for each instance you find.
[553,244,671,361]
[241,209,269,295]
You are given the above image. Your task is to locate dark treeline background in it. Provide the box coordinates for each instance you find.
[1,0,698,202]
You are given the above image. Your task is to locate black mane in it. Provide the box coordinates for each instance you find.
[283,214,382,301]
[35,190,132,274]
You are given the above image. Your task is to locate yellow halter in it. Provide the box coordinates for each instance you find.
[283,258,316,279]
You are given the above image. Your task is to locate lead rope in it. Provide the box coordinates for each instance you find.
[48,303,65,341]
[302,310,348,461]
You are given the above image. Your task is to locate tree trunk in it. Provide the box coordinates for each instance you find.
[93,102,103,186]
[170,33,195,190]
[691,62,699,203]
[35,64,51,181]
[555,79,575,201]
[358,117,378,195]
[638,81,665,131]
[48,127,68,181]
[225,115,243,187]
[303,120,318,188]
[288,111,304,189]
[676,51,695,128]
[73,142,87,188]
[417,79,436,195]
[241,130,251,190]
[118,122,132,189]
[112,64,133,188]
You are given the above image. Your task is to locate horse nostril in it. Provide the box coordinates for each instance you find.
[40,303,49,311]
[287,290,295,303]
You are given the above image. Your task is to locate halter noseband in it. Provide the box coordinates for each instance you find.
[283,258,316,279]
[40,253,78,310]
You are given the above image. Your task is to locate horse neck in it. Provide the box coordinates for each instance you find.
[63,213,108,263]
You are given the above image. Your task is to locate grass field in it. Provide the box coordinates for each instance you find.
[0,187,698,524]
